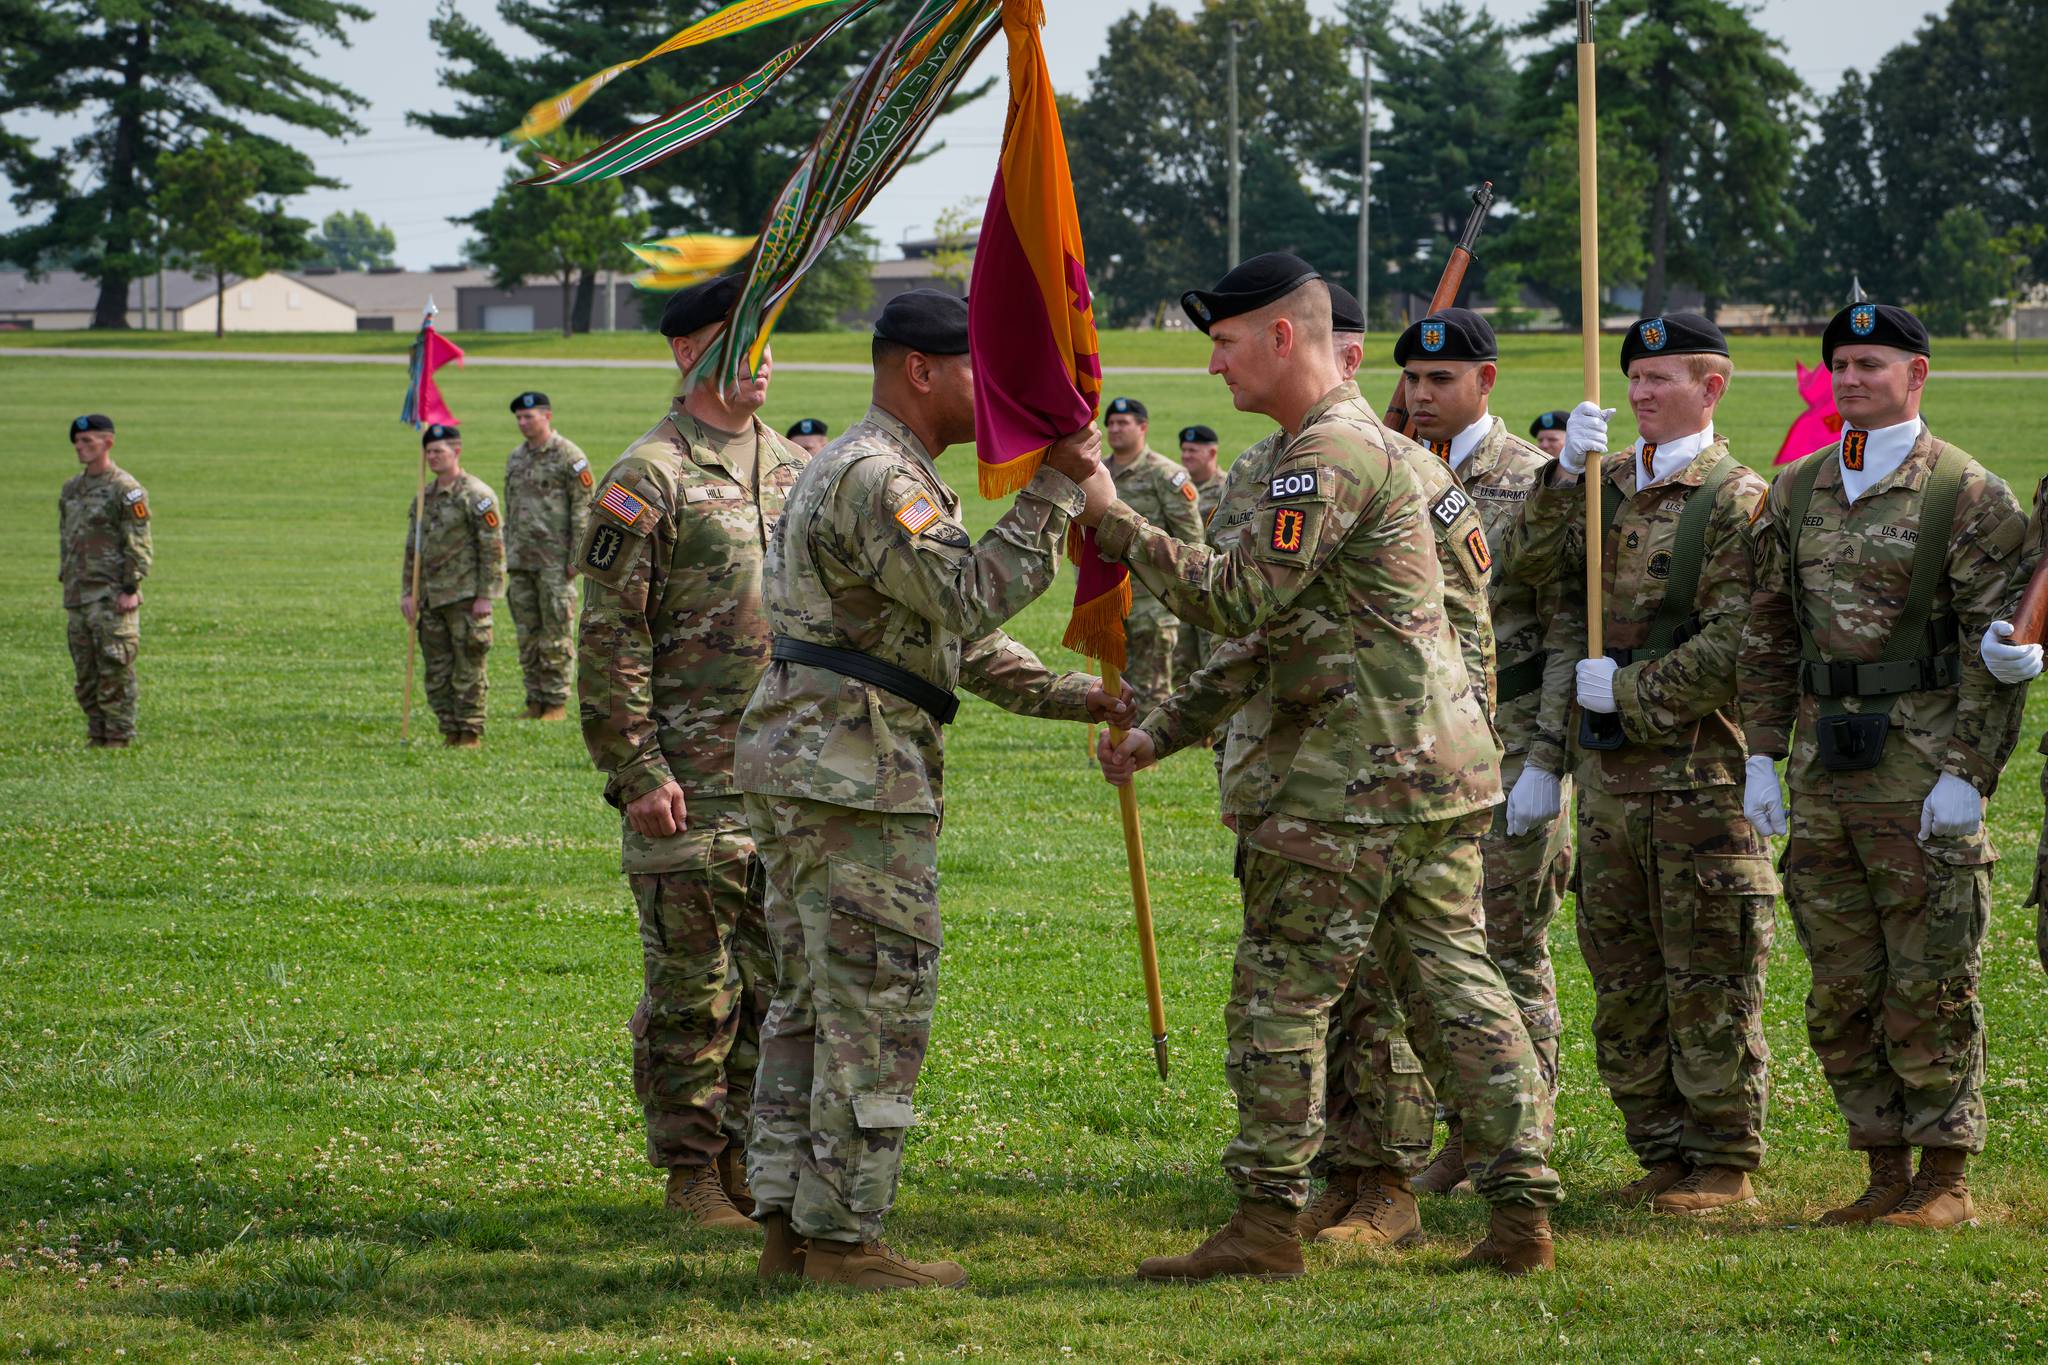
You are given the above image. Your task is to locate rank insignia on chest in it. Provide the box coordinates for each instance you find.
[1626,530,1640,549]
[1465,525,1492,572]
[1647,550,1673,580]
[586,523,625,571]
[123,487,149,520]
[1842,430,1867,471]
[572,456,593,488]
[895,494,941,535]
[475,495,499,528]
[600,483,648,527]
[1430,486,1472,527]
[1271,507,1307,554]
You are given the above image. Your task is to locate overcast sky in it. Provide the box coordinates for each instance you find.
[1,0,1944,269]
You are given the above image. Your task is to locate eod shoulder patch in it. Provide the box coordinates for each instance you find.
[1271,506,1307,554]
[1430,486,1472,527]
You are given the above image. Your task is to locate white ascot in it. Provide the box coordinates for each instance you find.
[1447,413,1494,475]
[1632,423,1715,491]
[1839,418,1922,504]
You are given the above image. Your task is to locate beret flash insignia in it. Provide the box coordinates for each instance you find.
[1421,321,1446,353]
[1850,303,1877,336]
[1640,317,1668,351]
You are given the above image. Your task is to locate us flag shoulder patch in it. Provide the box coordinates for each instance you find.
[895,494,941,535]
[1271,506,1307,554]
[600,483,647,527]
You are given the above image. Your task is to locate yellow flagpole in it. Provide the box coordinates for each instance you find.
[1577,0,1604,661]
[1101,659,1169,1079]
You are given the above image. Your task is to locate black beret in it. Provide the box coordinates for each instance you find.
[786,418,828,438]
[69,413,114,438]
[1178,424,1219,445]
[1530,409,1571,438]
[1181,252,1321,334]
[421,422,461,446]
[1619,312,1727,375]
[874,288,969,355]
[1822,302,1930,367]
[1328,283,1365,334]
[510,391,550,412]
[1106,396,1148,422]
[660,273,741,338]
[1394,307,1498,365]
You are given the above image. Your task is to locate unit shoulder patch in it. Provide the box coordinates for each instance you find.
[1429,485,1473,528]
[924,523,970,548]
[1270,506,1307,554]
[571,456,593,488]
[1464,525,1492,572]
[123,486,150,520]
[1266,467,1325,502]
[475,494,499,529]
[586,523,625,572]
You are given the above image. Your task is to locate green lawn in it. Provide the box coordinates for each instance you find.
[4,352,2048,1363]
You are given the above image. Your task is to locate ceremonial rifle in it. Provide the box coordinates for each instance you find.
[1382,180,1496,437]
[2010,561,2048,646]
[1576,1,1604,662]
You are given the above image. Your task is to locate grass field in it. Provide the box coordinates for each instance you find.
[5,346,2048,1363]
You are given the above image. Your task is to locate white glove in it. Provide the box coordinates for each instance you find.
[1505,764,1562,837]
[1919,772,1983,840]
[1576,656,1618,714]
[1980,620,2043,684]
[1743,753,1787,837]
[1559,400,1614,476]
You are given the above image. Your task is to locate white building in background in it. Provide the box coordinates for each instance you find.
[0,269,358,331]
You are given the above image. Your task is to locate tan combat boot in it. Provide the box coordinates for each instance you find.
[1818,1146,1912,1226]
[718,1145,756,1218]
[518,703,543,720]
[536,704,568,721]
[1460,1204,1555,1275]
[1411,1125,1469,1196]
[664,1163,759,1232]
[1295,1169,1359,1239]
[1137,1200,1305,1282]
[1609,1159,1688,1206]
[757,1212,806,1280]
[1653,1164,1759,1215]
[804,1237,966,1291]
[1876,1149,1978,1230]
[1318,1167,1422,1247]
[99,738,130,750]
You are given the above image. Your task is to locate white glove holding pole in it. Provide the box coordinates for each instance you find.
[1920,772,1983,840]
[1743,753,1787,837]
[1505,765,1562,837]
[1980,620,2043,684]
[1576,656,1619,714]
[1559,400,1614,476]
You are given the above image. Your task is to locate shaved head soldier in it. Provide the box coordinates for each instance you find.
[503,390,592,720]
[59,414,151,748]
[401,424,504,746]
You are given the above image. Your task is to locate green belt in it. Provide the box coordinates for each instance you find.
[1497,651,1549,704]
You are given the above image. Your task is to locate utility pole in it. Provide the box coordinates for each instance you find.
[1357,41,1371,329]
[1227,20,1243,268]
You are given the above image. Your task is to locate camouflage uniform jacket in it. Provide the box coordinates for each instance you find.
[504,431,594,573]
[1111,446,1206,601]
[1460,417,1575,775]
[1192,469,1227,531]
[403,473,505,610]
[1505,436,1764,795]
[59,464,152,607]
[1097,381,1500,826]
[734,404,1092,817]
[576,406,808,823]
[1744,428,2025,799]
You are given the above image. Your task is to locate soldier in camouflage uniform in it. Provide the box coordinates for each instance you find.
[58,414,152,749]
[1104,395,1206,712]
[503,391,592,720]
[1748,303,2025,1230]
[1170,424,1229,688]
[1506,313,1775,1215]
[1099,255,1558,1281]
[1530,410,1571,460]
[574,277,810,1232]
[735,291,1124,1291]
[785,417,830,456]
[401,423,504,747]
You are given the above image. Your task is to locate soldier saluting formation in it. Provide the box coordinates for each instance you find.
[59,413,152,749]
[1746,302,2026,1229]
[575,275,811,1233]
[1505,313,1775,1215]
[401,423,504,748]
[1103,394,1206,710]
[735,290,1125,1292]
[1097,254,1559,1280]
[502,391,592,721]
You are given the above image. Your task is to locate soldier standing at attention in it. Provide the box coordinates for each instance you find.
[1170,423,1227,687]
[1098,255,1558,1280]
[785,418,830,456]
[575,275,811,1232]
[59,414,151,749]
[736,290,1124,1292]
[1506,313,1775,1214]
[1104,395,1206,710]
[503,391,592,721]
[1530,410,1571,460]
[1747,303,2025,1229]
[401,423,504,748]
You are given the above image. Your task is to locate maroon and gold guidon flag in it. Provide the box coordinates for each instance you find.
[968,0,1128,668]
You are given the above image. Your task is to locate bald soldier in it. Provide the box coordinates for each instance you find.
[59,414,152,749]
[1748,303,2025,1229]
[503,390,592,720]
[1506,313,1775,1215]
[737,290,1127,1291]
[1099,254,1558,1280]
[401,423,504,747]
[1104,395,1206,710]
[576,276,810,1231]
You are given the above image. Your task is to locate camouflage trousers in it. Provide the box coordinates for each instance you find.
[417,602,490,737]
[1785,796,1989,1154]
[65,599,139,742]
[744,793,941,1242]
[2025,736,2048,973]
[1228,812,1558,1210]
[628,803,774,1170]
[1326,765,1574,1171]
[1577,784,1775,1170]
[506,569,577,709]
[1122,598,1180,714]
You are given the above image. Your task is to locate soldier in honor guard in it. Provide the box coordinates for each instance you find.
[402,423,504,747]
[503,391,592,720]
[59,414,152,749]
